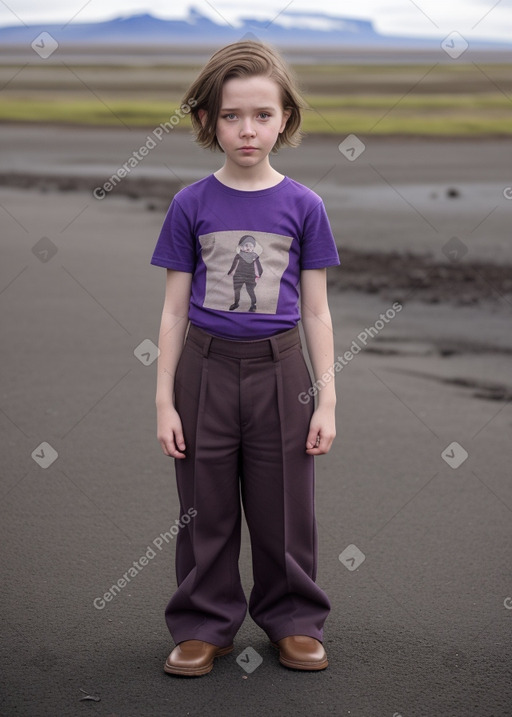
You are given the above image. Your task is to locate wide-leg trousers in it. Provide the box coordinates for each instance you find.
[165,322,331,647]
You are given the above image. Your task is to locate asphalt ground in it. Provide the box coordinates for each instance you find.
[1,127,511,716]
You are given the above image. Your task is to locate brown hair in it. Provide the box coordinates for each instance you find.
[182,40,306,153]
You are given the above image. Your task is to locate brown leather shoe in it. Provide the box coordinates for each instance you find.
[271,635,328,671]
[164,640,234,676]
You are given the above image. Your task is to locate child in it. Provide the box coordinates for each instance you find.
[227,234,263,312]
[151,39,340,676]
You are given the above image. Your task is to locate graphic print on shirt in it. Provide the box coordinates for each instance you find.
[198,230,293,314]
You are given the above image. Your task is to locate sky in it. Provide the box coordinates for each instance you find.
[0,0,511,41]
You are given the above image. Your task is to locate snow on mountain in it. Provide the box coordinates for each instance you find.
[0,7,509,48]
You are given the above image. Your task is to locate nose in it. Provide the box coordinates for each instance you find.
[240,118,256,138]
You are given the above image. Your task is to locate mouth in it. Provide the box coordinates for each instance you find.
[239,146,258,151]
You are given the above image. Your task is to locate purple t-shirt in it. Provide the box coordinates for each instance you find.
[151,173,340,339]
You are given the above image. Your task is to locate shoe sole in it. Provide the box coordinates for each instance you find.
[164,644,234,677]
[270,641,328,671]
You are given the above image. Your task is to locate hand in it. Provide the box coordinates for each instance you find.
[305,405,336,455]
[157,404,186,458]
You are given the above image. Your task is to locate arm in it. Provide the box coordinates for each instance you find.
[300,268,336,455]
[155,269,192,458]
[227,256,238,275]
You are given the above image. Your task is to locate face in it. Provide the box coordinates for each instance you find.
[201,75,291,168]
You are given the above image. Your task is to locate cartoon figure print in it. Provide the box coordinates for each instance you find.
[227,235,263,312]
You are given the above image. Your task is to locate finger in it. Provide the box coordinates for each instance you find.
[306,428,320,450]
[306,434,334,455]
[174,430,186,453]
[306,438,322,453]
[159,439,171,457]
[306,441,322,454]
[167,444,187,459]
[160,437,186,459]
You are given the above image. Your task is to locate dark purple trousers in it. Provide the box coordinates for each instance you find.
[165,322,331,647]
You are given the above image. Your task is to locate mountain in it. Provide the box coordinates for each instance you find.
[0,8,509,48]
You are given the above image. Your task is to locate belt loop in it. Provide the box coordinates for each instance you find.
[269,336,280,362]
[202,334,213,357]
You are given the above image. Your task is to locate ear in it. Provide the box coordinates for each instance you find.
[198,109,207,128]
[279,108,292,133]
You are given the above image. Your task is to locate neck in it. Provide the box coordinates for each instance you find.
[215,159,284,191]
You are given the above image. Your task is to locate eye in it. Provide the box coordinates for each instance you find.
[258,112,271,119]
[222,113,237,120]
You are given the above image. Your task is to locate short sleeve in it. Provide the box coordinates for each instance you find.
[300,201,340,270]
[150,198,196,272]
